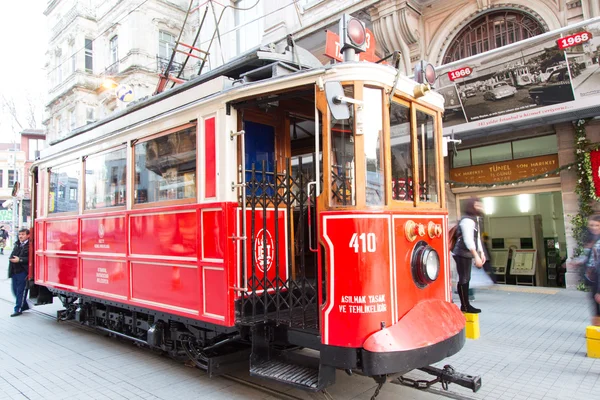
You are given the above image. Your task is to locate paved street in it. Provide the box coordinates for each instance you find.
[1,249,600,399]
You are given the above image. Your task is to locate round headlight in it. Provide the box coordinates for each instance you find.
[424,249,440,281]
[411,241,441,288]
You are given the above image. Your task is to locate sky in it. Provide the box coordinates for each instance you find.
[0,1,47,144]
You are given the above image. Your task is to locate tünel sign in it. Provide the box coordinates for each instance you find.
[449,154,559,184]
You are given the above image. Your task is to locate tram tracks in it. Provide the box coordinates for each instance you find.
[0,296,313,400]
[1,296,474,400]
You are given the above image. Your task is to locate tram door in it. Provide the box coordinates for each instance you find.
[27,167,53,305]
[236,92,321,328]
[244,121,275,186]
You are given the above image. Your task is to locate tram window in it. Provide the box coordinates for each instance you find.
[389,101,413,201]
[330,86,355,207]
[48,163,80,214]
[363,87,384,206]
[134,125,196,204]
[415,110,438,203]
[85,147,127,210]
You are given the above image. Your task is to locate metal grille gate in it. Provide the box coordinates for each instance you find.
[237,158,319,331]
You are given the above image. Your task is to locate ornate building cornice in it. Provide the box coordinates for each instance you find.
[370,0,423,73]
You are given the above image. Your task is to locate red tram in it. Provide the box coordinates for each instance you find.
[29,33,479,395]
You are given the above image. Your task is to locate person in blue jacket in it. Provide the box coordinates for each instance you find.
[8,228,30,317]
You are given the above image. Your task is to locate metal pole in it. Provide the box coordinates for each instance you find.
[11,141,18,243]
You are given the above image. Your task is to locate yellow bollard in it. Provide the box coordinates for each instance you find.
[464,313,480,340]
[586,325,600,358]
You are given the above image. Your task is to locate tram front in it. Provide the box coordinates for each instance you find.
[316,69,473,385]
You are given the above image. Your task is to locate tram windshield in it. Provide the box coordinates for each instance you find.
[363,87,384,206]
[390,101,413,202]
[325,83,442,209]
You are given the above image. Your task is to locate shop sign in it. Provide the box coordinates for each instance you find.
[324,29,377,62]
[435,17,600,136]
[449,154,559,185]
[0,209,13,221]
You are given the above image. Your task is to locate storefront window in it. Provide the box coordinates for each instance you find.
[471,142,512,165]
[453,149,471,168]
[134,125,197,204]
[389,101,413,201]
[330,86,355,207]
[512,135,557,158]
[363,87,384,206]
[49,163,80,214]
[416,110,438,203]
[85,147,127,210]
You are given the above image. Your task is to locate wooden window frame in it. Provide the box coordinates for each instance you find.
[131,122,198,209]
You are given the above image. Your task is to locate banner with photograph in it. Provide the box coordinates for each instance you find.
[435,17,600,135]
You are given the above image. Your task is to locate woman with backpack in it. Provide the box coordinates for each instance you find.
[452,197,485,313]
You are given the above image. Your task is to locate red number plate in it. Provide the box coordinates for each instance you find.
[557,31,592,50]
[447,66,473,81]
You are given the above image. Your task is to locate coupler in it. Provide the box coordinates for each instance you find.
[395,364,482,392]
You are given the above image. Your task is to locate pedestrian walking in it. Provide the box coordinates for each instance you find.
[451,197,486,313]
[482,233,497,284]
[581,215,600,326]
[8,228,31,317]
[0,225,8,255]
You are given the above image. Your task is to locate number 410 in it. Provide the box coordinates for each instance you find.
[349,233,377,253]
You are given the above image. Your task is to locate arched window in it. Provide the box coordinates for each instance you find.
[443,11,545,64]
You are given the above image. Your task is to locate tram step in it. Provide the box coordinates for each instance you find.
[250,359,321,390]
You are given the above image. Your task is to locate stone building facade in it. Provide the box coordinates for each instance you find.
[269,0,600,288]
[43,0,191,143]
[42,0,600,287]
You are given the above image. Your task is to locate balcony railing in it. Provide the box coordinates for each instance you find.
[104,61,120,76]
[157,56,183,75]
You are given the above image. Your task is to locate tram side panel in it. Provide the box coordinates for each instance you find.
[320,213,394,347]
[36,203,238,327]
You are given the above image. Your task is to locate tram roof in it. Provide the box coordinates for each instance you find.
[39,44,443,163]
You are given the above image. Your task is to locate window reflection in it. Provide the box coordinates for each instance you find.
[49,164,80,214]
[363,87,384,206]
[389,102,413,201]
[85,147,127,210]
[416,111,438,203]
[330,86,355,207]
[134,126,196,204]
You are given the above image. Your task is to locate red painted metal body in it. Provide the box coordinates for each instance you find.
[320,210,457,349]
[35,202,460,351]
[35,202,238,326]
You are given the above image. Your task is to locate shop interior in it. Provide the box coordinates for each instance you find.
[459,191,566,288]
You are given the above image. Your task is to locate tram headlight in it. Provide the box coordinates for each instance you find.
[411,241,440,288]
[424,249,440,281]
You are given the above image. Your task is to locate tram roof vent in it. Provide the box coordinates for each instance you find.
[239,61,299,84]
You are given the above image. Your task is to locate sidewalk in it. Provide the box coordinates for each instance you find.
[1,250,599,399]
[405,285,600,400]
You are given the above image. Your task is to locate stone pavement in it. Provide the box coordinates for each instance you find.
[1,249,599,399]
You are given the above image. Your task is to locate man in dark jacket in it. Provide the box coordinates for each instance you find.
[8,228,30,317]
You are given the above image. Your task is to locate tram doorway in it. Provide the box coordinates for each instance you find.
[233,85,323,329]
[457,191,567,288]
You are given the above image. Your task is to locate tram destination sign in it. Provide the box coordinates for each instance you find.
[435,17,600,136]
[449,154,559,185]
